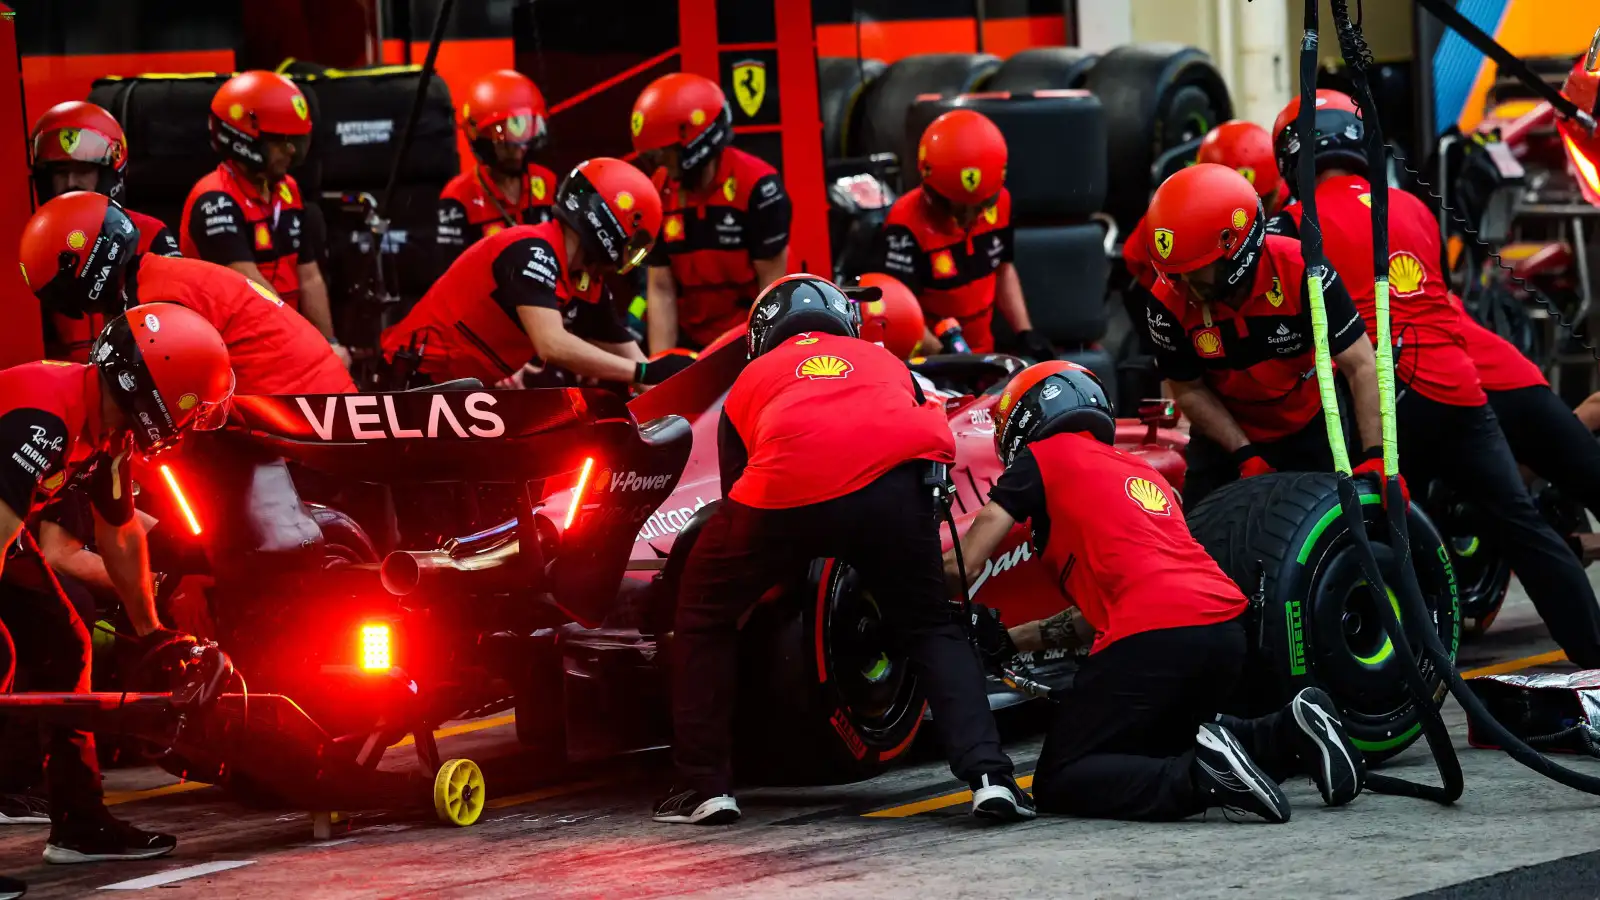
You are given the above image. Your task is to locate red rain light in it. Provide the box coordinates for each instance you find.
[160,465,202,535]
[360,624,391,671]
[565,458,595,530]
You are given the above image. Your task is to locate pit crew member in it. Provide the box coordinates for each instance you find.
[22,191,356,396]
[631,73,791,353]
[853,272,927,360]
[1269,89,1600,667]
[383,158,690,388]
[0,304,232,862]
[951,360,1363,822]
[30,101,182,363]
[878,110,1047,359]
[1142,163,1383,506]
[179,70,347,367]
[437,70,559,269]
[656,275,1032,826]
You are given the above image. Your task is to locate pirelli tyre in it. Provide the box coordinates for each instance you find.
[851,52,1002,174]
[736,558,927,784]
[1187,472,1461,765]
[1423,481,1512,636]
[985,47,1100,92]
[818,56,888,160]
[1083,43,1232,236]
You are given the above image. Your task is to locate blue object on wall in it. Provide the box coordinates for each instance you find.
[1432,0,1512,135]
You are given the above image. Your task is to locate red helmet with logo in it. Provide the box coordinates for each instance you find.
[993,361,1115,466]
[1197,120,1282,201]
[1271,89,1367,191]
[553,158,663,275]
[461,69,550,174]
[210,71,313,176]
[1559,49,1600,206]
[30,101,128,203]
[1145,163,1265,301]
[630,73,733,184]
[918,109,1007,206]
[93,303,234,457]
[853,272,924,360]
[19,191,140,320]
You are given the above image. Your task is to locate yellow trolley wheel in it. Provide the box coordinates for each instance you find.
[432,758,486,827]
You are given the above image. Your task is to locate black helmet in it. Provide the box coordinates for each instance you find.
[746,274,872,358]
[993,361,1115,466]
[1271,89,1368,193]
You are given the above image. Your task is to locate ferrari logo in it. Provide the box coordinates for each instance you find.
[932,249,956,277]
[663,214,684,241]
[507,114,530,138]
[630,111,644,137]
[1153,228,1175,259]
[254,222,272,250]
[1194,327,1223,357]
[796,354,852,380]
[1265,277,1284,307]
[1389,251,1426,297]
[1125,477,1172,516]
[982,205,999,226]
[278,182,293,203]
[58,128,81,155]
[722,177,737,203]
[1359,192,1372,208]
[291,95,309,121]
[795,337,819,345]
[1238,166,1256,184]
[960,167,982,193]
[732,60,766,117]
[530,175,547,201]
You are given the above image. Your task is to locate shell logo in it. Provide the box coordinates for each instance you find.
[865,300,885,316]
[254,222,272,250]
[615,191,635,211]
[228,103,244,121]
[1238,166,1256,184]
[690,108,706,127]
[42,470,66,492]
[630,111,645,137]
[795,355,853,380]
[664,215,684,241]
[1194,328,1223,357]
[177,393,199,411]
[1231,208,1248,230]
[960,167,982,193]
[932,250,956,277]
[531,175,547,201]
[1388,251,1426,297]
[66,230,87,251]
[998,391,1012,413]
[1126,476,1171,516]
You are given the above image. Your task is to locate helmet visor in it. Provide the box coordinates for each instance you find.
[561,169,656,274]
[33,126,121,168]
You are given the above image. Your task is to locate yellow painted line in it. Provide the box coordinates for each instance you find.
[1460,649,1568,679]
[863,774,1034,818]
[485,777,612,810]
[394,713,516,748]
[105,780,214,806]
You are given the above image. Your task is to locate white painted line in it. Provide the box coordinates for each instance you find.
[100,860,256,890]
[295,838,359,850]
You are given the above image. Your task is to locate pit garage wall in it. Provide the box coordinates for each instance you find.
[0,5,35,368]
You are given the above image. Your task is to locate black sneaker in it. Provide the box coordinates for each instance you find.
[1193,723,1290,824]
[970,772,1036,821]
[1290,688,1364,807]
[43,818,176,864]
[652,787,740,825]
[0,875,22,899]
[0,794,49,826]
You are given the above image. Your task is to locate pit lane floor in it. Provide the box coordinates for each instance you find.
[7,581,1600,899]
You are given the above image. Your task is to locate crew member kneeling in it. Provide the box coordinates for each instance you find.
[383,158,692,389]
[656,275,1032,826]
[1143,164,1384,506]
[954,361,1364,822]
[0,304,232,862]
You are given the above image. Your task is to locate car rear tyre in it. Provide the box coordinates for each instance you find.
[986,47,1100,92]
[818,56,888,161]
[851,53,1002,172]
[1188,472,1461,765]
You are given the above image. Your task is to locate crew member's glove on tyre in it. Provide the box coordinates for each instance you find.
[1353,447,1410,507]
[1014,330,1056,364]
[1234,445,1275,479]
[634,350,698,385]
[968,602,1018,674]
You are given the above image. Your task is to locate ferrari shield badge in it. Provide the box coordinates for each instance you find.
[58,128,81,156]
[732,60,766,117]
[961,167,982,193]
[1265,277,1284,308]
[1153,228,1175,259]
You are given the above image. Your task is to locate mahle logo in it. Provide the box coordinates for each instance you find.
[1285,598,1307,675]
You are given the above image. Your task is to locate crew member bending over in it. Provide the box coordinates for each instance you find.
[383,159,692,388]
[632,73,792,353]
[880,110,1049,359]
[1142,164,1384,506]
[951,360,1364,822]
[657,275,1032,826]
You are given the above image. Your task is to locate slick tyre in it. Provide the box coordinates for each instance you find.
[818,56,888,160]
[1188,473,1462,765]
[735,559,926,784]
[852,53,1002,168]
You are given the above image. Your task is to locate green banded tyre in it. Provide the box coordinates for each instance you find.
[1187,472,1462,765]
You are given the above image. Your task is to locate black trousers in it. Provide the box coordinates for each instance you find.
[0,535,104,824]
[0,570,97,796]
[1488,385,1600,519]
[1032,618,1301,820]
[1184,415,1336,509]
[672,464,1012,796]
[1398,389,1600,667]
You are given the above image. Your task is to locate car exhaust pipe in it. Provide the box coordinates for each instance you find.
[380,538,527,597]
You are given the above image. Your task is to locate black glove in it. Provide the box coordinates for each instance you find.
[634,352,697,385]
[967,602,1018,674]
[1015,329,1055,363]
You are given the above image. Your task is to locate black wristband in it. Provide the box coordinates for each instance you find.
[1361,444,1384,462]
[1229,444,1263,466]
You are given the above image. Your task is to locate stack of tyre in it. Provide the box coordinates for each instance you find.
[815,44,1234,412]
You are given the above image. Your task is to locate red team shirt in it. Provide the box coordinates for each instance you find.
[436,162,560,269]
[1124,213,1159,291]
[722,333,954,509]
[880,187,1014,353]
[1446,292,1547,391]
[0,361,132,527]
[1277,176,1486,406]
[180,164,319,313]
[991,433,1245,653]
[50,208,181,363]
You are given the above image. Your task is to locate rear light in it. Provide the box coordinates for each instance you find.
[360,623,391,671]
[564,457,595,530]
[159,465,202,535]
[1564,134,1600,197]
